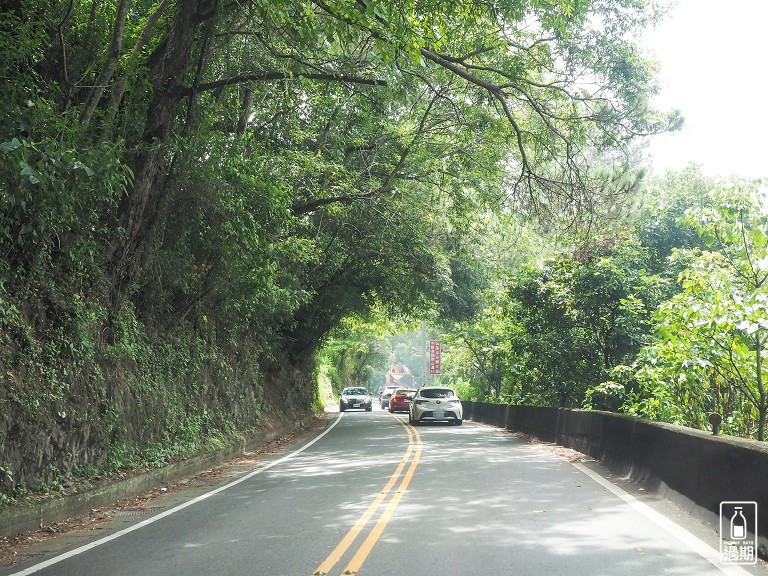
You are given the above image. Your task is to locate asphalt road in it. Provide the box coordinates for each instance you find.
[2,406,766,576]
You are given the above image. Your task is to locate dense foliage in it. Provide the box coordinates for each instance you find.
[375,168,768,441]
[635,182,768,439]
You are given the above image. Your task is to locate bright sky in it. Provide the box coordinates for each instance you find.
[641,0,768,180]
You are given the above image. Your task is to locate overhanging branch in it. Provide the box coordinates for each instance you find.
[176,71,387,97]
[291,193,372,216]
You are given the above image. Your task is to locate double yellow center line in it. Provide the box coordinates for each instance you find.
[312,415,422,576]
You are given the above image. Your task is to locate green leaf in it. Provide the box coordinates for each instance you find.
[0,138,22,152]
[72,161,95,177]
[19,161,40,185]
[735,320,758,335]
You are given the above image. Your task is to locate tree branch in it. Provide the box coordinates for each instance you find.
[176,71,386,97]
[291,194,372,216]
[79,0,131,127]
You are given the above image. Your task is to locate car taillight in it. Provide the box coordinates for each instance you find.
[415,399,427,405]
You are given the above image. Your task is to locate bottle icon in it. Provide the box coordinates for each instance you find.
[731,507,747,540]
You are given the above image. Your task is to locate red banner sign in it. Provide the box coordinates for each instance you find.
[429,340,441,374]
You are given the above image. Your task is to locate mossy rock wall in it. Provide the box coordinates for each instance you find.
[0,318,316,501]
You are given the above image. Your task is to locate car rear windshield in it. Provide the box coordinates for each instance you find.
[419,388,455,399]
[344,388,368,395]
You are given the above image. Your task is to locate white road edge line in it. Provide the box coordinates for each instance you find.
[572,462,752,576]
[7,413,344,576]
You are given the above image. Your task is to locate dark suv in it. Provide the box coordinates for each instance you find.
[339,387,373,412]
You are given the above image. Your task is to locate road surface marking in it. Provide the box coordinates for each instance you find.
[573,462,753,576]
[312,421,415,575]
[339,417,422,575]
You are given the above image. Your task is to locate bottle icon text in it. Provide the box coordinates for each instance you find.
[731,507,747,540]
[720,501,758,565]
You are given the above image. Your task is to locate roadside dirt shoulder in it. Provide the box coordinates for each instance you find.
[0,415,329,568]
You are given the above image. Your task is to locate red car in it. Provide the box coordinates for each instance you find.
[388,388,417,413]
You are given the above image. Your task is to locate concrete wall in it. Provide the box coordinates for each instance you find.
[465,402,768,555]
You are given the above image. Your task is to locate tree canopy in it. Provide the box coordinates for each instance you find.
[379,168,767,442]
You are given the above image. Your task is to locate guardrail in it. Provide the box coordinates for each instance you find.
[464,401,768,557]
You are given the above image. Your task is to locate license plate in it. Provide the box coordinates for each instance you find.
[352,403,361,407]
[433,410,444,418]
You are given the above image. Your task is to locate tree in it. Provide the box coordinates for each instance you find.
[634,165,715,263]
[500,263,597,407]
[494,236,668,408]
[50,0,674,302]
[648,182,768,440]
[455,297,511,400]
[2,0,679,353]
[569,239,668,369]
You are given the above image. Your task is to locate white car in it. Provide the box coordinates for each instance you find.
[409,387,463,425]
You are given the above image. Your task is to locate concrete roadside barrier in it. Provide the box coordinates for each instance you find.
[465,402,768,558]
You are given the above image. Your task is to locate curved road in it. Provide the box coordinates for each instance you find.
[2,407,765,576]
